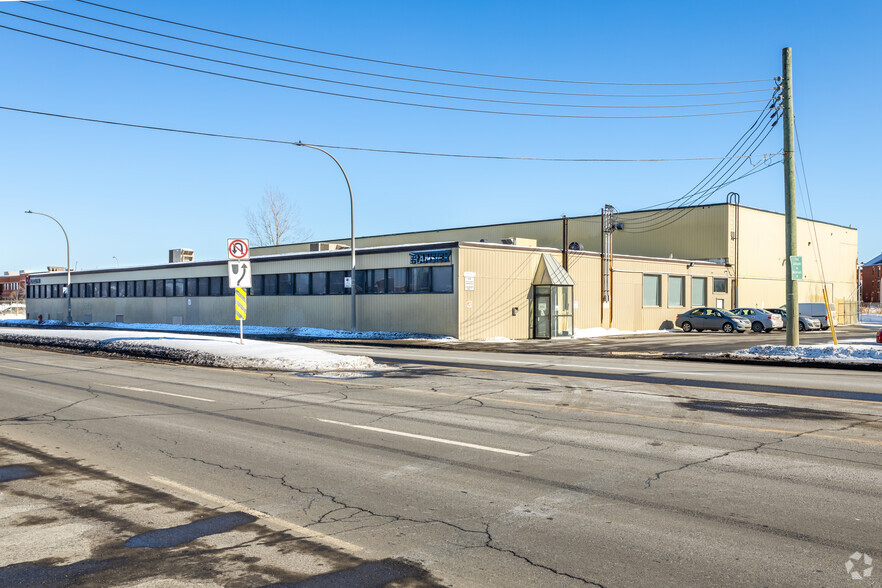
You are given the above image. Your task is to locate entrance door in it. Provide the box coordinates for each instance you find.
[534,287,551,339]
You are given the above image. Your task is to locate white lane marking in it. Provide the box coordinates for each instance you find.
[0,366,26,371]
[150,476,361,552]
[315,418,531,457]
[107,385,215,403]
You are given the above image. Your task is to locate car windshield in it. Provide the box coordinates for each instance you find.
[719,310,737,317]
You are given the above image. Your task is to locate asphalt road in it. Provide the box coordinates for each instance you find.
[1,343,880,586]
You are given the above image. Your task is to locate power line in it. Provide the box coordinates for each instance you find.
[18,1,776,100]
[0,10,773,111]
[0,104,783,162]
[72,0,777,87]
[0,22,771,120]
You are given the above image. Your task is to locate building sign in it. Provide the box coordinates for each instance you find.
[464,271,475,291]
[410,250,451,265]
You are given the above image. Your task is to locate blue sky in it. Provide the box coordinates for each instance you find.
[2,1,879,274]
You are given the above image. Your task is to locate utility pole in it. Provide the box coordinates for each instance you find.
[782,47,799,345]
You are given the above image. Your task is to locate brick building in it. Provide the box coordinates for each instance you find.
[1,272,27,301]
[861,253,882,303]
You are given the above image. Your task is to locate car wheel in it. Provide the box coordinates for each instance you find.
[751,322,764,333]
[696,329,704,332]
[822,326,829,330]
[722,322,735,333]
[798,322,805,331]
[681,321,693,333]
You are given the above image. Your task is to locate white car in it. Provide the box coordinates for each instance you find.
[729,308,785,333]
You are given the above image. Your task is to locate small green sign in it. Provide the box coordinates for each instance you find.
[790,255,803,280]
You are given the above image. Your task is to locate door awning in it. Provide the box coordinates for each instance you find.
[533,254,574,286]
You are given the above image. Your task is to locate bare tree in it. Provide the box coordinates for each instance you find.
[246,187,312,246]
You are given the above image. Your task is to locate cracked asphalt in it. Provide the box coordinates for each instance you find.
[1,342,881,587]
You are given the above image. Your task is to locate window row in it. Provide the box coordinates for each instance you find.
[27,266,455,300]
[642,275,728,308]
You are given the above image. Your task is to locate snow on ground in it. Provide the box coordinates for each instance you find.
[0,318,453,341]
[0,327,378,373]
[860,314,882,325]
[730,340,882,364]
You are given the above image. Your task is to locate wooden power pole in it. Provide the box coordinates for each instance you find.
[782,47,799,346]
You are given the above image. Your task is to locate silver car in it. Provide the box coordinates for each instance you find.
[729,308,785,333]
[675,307,751,333]
[767,308,822,331]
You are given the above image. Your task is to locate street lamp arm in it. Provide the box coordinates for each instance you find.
[294,142,357,332]
[25,209,72,323]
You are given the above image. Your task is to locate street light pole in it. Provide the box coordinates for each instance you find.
[293,142,357,332]
[25,210,72,323]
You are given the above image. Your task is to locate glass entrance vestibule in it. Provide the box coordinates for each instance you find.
[532,285,574,338]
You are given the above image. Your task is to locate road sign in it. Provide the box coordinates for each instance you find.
[235,288,247,320]
[789,255,803,280]
[228,261,252,289]
[227,238,250,260]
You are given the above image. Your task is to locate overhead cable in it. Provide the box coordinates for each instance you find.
[0,104,782,162]
[71,0,775,87]
[0,11,773,111]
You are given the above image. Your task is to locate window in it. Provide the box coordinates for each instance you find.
[408,267,431,293]
[668,276,685,307]
[295,273,310,295]
[387,268,406,293]
[144,280,155,297]
[367,269,386,294]
[198,277,210,296]
[187,278,198,296]
[713,277,728,293]
[278,273,294,295]
[175,278,186,297]
[85,283,94,298]
[209,277,222,296]
[643,274,661,306]
[164,279,175,297]
[101,282,110,298]
[353,270,366,294]
[328,271,346,295]
[311,272,328,295]
[264,274,279,296]
[109,282,118,297]
[432,266,454,293]
[691,277,706,306]
[250,275,264,296]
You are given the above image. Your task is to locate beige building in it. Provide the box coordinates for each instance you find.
[24,204,858,339]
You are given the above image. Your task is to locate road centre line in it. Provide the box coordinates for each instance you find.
[315,418,531,456]
[280,374,882,447]
[106,385,215,403]
[149,476,360,552]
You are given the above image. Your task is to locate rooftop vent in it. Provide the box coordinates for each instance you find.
[169,248,195,263]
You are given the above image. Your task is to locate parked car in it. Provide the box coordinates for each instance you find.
[767,308,822,331]
[877,329,882,344]
[675,307,751,333]
[729,308,785,333]
[798,302,835,330]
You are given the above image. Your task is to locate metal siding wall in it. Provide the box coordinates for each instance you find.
[565,251,601,329]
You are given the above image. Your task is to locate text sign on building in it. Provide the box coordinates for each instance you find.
[228,261,252,289]
[464,271,475,291]
[410,250,451,265]
[227,238,250,260]
[789,255,803,280]
[235,288,247,320]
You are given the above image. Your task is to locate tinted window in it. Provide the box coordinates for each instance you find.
[165,279,175,297]
[311,272,327,295]
[408,267,431,293]
[278,273,294,295]
[353,270,366,294]
[387,268,406,293]
[102,282,110,297]
[250,274,264,296]
[210,277,222,296]
[713,277,728,293]
[145,280,154,297]
[198,277,210,296]
[187,278,198,296]
[264,274,278,295]
[367,269,386,294]
[175,278,186,297]
[110,282,118,297]
[431,266,453,293]
[135,281,145,297]
[295,273,310,295]
[328,271,346,295]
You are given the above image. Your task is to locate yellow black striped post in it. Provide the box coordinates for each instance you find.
[235,288,247,320]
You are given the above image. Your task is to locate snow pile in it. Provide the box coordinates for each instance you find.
[0,328,376,372]
[860,314,882,325]
[731,343,882,364]
[574,327,675,338]
[0,318,452,341]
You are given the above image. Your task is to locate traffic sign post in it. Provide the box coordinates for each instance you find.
[227,238,251,344]
[235,287,247,344]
